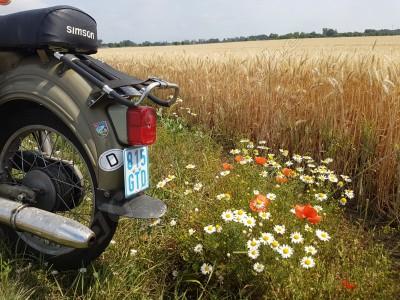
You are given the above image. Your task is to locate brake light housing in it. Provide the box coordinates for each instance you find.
[127,106,157,145]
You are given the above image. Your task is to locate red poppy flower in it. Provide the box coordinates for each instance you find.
[307,214,322,224]
[282,167,295,177]
[255,156,268,165]
[341,279,357,290]
[234,155,244,162]
[222,163,234,170]
[276,175,288,184]
[295,204,322,224]
[0,0,11,5]
[249,195,271,212]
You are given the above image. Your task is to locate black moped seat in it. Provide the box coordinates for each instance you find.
[0,6,98,54]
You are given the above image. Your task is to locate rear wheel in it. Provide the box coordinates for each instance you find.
[0,108,118,270]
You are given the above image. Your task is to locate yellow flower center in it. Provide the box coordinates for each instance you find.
[283,248,289,254]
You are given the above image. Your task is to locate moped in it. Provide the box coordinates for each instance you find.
[0,5,179,269]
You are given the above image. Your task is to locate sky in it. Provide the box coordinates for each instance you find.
[1,0,399,43]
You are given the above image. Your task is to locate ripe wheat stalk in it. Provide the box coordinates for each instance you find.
[99,40,400,221]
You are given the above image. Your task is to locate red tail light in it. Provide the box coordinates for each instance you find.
[127,106,157,145]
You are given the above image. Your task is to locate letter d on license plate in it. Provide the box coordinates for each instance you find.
[123,147,150,198]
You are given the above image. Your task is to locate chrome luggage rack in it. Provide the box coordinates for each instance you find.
[54,52,179,108]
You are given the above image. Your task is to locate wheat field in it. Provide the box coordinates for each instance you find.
[98,36,400,222]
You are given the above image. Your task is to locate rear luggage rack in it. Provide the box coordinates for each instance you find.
[53,52,179,108]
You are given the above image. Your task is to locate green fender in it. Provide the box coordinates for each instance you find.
[0,52,124,192]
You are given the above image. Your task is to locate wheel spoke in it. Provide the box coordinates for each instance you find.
[1,127,96,254]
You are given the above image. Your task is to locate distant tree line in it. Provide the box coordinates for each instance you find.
[98,28,400,48]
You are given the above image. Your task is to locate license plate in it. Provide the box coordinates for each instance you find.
[123,147,149,198]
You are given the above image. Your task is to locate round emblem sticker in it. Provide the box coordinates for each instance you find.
[99,149,123,172]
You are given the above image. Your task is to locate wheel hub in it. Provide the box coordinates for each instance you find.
[21,164,84,212]
[22,169,57,211]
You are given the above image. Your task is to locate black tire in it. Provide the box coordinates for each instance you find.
[0,107,118,270]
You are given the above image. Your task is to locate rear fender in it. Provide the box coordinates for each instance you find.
[0,55,124,192]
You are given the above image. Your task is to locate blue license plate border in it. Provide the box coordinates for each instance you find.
[123,146,150,198]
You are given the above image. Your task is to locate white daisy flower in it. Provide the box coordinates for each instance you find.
[279,149,289,157]
[344,189,354,199]
[339,197,348,206]
[316,229,331,242]
[156,180,167,188]
[296,167,305,173]
[204,225,216,234]
[321,158,333,164]
[193,182,203,191]
[258,211,271,220]
[130,249,138,256]
[260,232,274,245]
[200,263,213,275]
[247,238,260,250]
[340,175,352,183]
[286,162,294,169]
[184,189,193,195]
[230,149,241,155]
[233,209,247,222]
[220,171,230,177]
[273,224,286,235]
[293,154,303,163]
[304,245,317,255]
[260,171,269,177]
[166,175,176,182]
[314,205,323,212]
[216,193,230,201]
[266,193,277,201]
[253,190,260,195]
[290,232,304,244]
[185,164,196,169]
[221,210,234,222]
[317,175,327,181]
[290,208,296,214]
[188,228,196,236]
[242,216,256,228]
[257,145,269,150]
[253,262,265,273]
[300,256,316,269]
[314,193,328,202]
[170,219,177,226]
[270,240,280,251]
[328,174,338,183]
[300,175,315,184]
[215,224,223,233]
[278,244,294,258]
[247,142,254,149]
[304,224,313,232]
[247,248,260,259]
[194,244,203,253]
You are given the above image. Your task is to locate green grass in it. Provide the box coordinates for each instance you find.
[0,117,398,299]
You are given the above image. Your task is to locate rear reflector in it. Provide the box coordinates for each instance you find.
[127,106,157,145]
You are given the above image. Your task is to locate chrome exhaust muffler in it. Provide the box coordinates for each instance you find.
[0,197,95,248]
